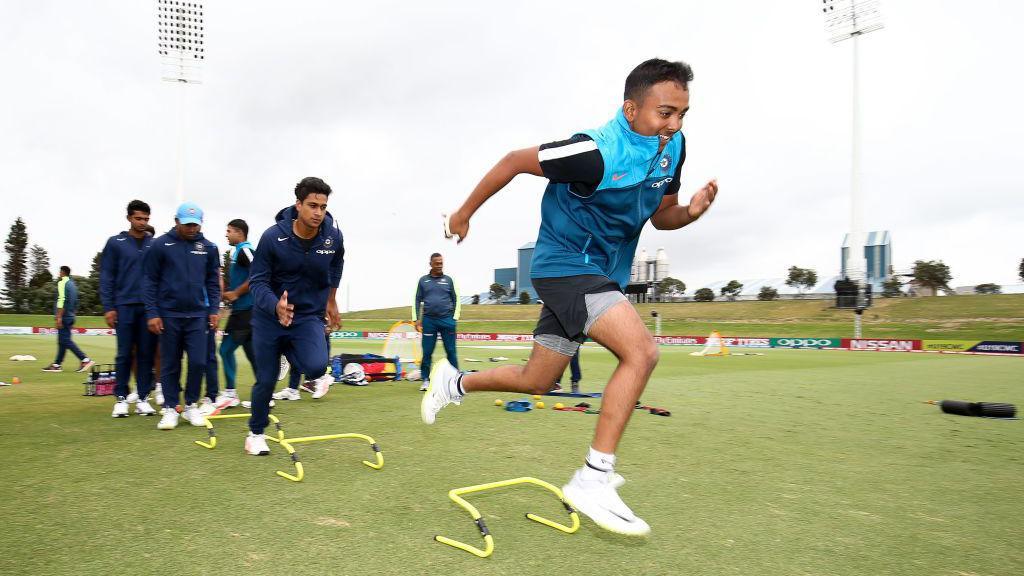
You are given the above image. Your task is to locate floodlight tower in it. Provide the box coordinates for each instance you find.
[823,0,883,337]
[157,0,205,203]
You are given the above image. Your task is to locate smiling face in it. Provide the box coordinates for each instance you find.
[622,80,690,149]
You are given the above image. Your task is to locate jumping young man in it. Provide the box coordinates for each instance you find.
[422,59,718,536]
[245,176,343,455]
[143,202,221,430]
[412,252,461,392]
[216,219,256,408]
[101,200,157,417]
[42,266,94,374]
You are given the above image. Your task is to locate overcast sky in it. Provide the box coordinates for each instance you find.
[2,0,1022,311]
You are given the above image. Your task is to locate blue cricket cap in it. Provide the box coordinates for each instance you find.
[175,202,204,225]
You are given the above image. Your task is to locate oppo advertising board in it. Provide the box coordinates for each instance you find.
[770,338,841,349]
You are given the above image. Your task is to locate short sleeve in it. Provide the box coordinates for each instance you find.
[538,134,604,193]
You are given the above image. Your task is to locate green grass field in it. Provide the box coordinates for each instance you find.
[1,334,1021,576]
[7,294,1021,339]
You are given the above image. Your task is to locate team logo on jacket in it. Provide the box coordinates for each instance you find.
[324,238,332,247]
[194,242,203,251]
[660,154,672,173]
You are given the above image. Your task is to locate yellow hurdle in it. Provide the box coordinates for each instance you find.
[266,433,384,482]
[194,413,284,449]
[434,476,580,558]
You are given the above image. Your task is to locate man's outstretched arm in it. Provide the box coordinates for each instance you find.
[446,147,543,242]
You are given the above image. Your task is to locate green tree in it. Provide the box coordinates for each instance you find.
[720,280,743,300]
[785,266,817,296]
[693,287,715,302]
[881,276,903,298]
[28,244,52,288]
[660,276,686,297]
[974,283,1001,295]
[3,217,29,312]
[757,286,779,301]
[75,275,103,315]
[89,251,102,281]
[911,260,953,295]
[489,283,508,300]
[519,291,531,304]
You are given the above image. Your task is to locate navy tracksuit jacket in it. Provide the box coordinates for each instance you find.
[143,228,221,408]
[100,231,157,399]
[247,206,344,433]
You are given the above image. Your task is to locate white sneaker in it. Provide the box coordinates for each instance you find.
[135,399,157,416]
[181,404,206,427]
[198,398,218,417]
[419,379,429,392]
[112,399,129,418]
[272,388,301,401]
[562,469,650,536]
[157,407,179,430]
[154,383,164,406]
[214,391,240,409]
[245,432,270,456]
[126,392,139,403]
[277,357,289,381]
[420,360,462,425]
[312,374,333,399]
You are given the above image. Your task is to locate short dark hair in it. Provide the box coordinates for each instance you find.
[430,253,442,260]
[227,219,248,238]
[294,177,332,202]
[127,199,151,217]
[624,59,694,103]
[60,265,71,275]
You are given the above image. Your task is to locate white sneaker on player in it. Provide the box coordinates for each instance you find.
[245,432,270,456]
[126,392,139,403]
[272,388,301,401]
[311,374,332,399]
[157,407,179,430]
[198,397,218,417]
[111,398,129,418]
[420,360,462,425]
[561,468,650,536]
[277,357,289,381]
[135,398,157,416]
[215,390,240,409]
[419,379,429,392]
[154,383,164,406]
[181,403,206,427]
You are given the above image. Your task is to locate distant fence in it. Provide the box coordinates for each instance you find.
[7,327,1022,356]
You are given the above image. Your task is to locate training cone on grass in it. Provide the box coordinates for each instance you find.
[927,400,1017,419]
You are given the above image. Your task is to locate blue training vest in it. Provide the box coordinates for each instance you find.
[530,109,684,290]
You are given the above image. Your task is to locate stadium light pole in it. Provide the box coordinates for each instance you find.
[157,0,205,204]
[823,0,883,337]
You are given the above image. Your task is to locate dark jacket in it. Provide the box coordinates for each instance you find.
[100,231,154,311]
[249,206,344,321]
[142,228,221,319]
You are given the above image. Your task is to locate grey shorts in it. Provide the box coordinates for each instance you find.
[532,275,626,356]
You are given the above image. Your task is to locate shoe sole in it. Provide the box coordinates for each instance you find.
[561,485,651,537]
[112,414,129,418]
[135,411,156,416]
